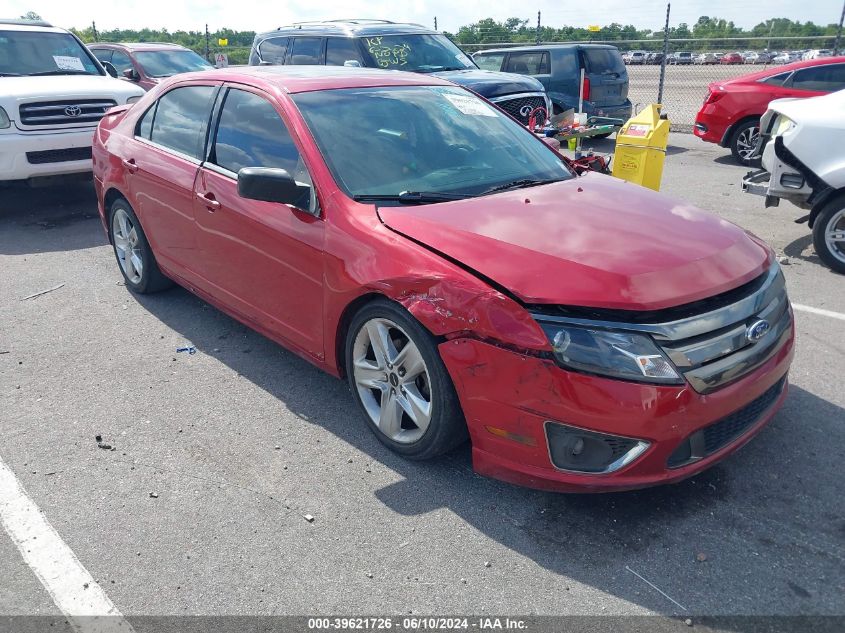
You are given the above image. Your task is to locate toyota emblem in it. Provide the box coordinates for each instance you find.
[746,319,771,343]
[519,104,534,117]
[64,105,82,117]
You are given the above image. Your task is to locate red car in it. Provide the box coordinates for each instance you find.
[88,42,213,91]
[92,67,794,493]
[695,56,845,164]
[720,52,744,65]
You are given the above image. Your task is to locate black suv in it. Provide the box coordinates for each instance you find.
[249,19,550,125]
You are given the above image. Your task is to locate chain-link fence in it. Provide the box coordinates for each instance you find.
[456,32,841,132]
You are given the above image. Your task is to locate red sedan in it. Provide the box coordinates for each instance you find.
[93,67,793,492]
[720,52,744,65]
[695,56,845,164]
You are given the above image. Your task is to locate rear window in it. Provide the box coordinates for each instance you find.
[584,48,625,74]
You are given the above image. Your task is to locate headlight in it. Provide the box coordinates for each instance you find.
[540,324,683,384]
[0,107,10,129]
[126,95,142,104]
[774,114,795,136]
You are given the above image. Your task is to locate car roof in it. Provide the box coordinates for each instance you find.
[90,42,189,51]
[475,43,619,54]
[727,55,845,83]
[257,20,433,39]
[0,20,64,33]
[173,65,455,93]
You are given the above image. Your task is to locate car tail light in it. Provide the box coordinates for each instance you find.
[582,77,591,101]
[704,88,726,105]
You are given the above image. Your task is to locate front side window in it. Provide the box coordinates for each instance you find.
[505,51,550,75]
[791,64,845,92]
[292,85,571,200]
[135,50,212,77]
[0,29,101,76]
[325,38,363,66]
[473,53,504,71]
[91,48,112,63]
[258,37,288,64]
[359,34,475,72]
[148,85,216,158]
[289,38,323,65]
[110,50,134,75]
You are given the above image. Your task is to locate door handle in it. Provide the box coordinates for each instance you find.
[122,158,139,173]
[196,191,221,211]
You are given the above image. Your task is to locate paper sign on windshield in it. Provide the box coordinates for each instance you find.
[53,56,86,71]
[444,93,497,117]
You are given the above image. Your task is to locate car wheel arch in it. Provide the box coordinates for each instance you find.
[721,114,761,148]
[810,189,845,229]
[103,187,130,241]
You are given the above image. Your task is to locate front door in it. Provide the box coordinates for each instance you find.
[193,86,325,358]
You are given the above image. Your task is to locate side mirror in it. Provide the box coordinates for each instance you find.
[237,167,311,209]
[102,61,118,78]
[343,60,361,67]
[122,68,139,81]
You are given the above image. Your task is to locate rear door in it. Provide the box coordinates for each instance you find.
[581,47,628,106]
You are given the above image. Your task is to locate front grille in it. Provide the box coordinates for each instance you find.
[668,377,786,468]
[19,99,116,127]
[493,95,547,124]
[26,147,92,164]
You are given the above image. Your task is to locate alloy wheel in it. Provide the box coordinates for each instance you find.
[736,126,760,161]
[352,318,433,444]
[112,207,144,285]
[824,208,845,264]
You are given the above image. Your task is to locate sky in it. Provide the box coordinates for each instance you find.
[8,0,843,35]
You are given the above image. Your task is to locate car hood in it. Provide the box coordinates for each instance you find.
[431,69,544,99]
[377,174,771,310]
[0,75,143,107]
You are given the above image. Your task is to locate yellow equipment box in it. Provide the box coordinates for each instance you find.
[611,104,670,191]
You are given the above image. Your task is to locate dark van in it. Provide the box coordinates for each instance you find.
[473,44,632,124]
[249,20,550,125]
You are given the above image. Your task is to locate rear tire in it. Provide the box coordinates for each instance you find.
[109,198,172,294]
[812,197,845,274]
[729,119,761,166]
[345,299,468,460]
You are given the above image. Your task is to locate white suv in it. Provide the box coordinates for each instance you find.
[0,20,144,182]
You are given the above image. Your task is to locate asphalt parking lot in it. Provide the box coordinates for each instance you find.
[1,133,844,628]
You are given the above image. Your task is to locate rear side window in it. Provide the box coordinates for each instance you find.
[791,64,845,92]
[258,37,288,64]
[474,53,504,71]
[326,38,363,66]
[584,48,625,74]
[137,103,156,139]
[149,85,216,159]
[505,51,550,75]
[289,38,323,65]
[760,72,791,86]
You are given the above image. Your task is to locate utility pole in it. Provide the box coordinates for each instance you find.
[536,11,541,45]
[205,24,210,62]
[434,16,437,31]
[835,0,845,56]
[657,3,670,105]
[91,21,98,42]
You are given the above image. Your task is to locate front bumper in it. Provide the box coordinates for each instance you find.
[439,325,793,492]
[0,128,96,181]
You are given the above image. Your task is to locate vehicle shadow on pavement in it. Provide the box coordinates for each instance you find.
[0,181,104,255]
[129,285,845,617]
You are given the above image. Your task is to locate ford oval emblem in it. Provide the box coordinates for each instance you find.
[64,105,82,117]
[746,319,770,343]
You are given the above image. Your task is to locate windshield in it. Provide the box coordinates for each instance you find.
[0,30,102,76]
[292,85,572,201]
[135,50,213,77]
[359,34,475,73]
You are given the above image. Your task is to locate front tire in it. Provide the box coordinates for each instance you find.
[345,299,467,460]
[109,198,172,293]
[729,119,760,166]
[812,197,845,274]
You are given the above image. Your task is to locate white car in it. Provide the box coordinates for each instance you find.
[804,49,833,60]
[626,51,647,65]
[0,19,143,183]
[773,52,796,65]
[742,90,845,273]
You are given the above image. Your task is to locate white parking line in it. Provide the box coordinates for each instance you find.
[792,303,845,322]
[0,455,134,633]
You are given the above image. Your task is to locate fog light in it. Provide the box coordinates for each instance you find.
[545,422,649,474]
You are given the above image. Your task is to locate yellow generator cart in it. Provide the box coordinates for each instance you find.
[611,104,670,191]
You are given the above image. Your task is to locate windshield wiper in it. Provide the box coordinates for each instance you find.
[353,191,473,204]
[481,178,563,195]
[27,70,97,76]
